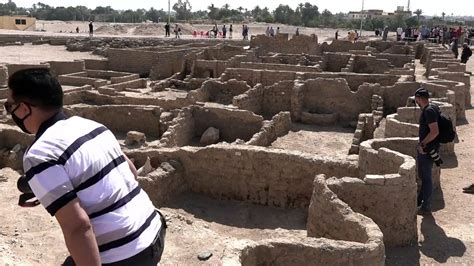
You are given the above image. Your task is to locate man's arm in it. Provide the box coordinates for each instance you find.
[421,122,440,146]
[55,199,101,266]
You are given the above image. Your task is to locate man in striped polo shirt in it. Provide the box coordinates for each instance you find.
[4,68,166,265]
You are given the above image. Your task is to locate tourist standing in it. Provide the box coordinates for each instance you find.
[461,43,472,64]
[165,23,170,37]
[382,26,389,41]
[229,24,233,39]
[295,28,299,36]
[335,30,339,40]
[222,25,227,39]
[415,88,441,216]
[174,24,180,39]
[276,27,280,35]
[88,21,93,38]
[451,39,459,59]
[396,26,403,41]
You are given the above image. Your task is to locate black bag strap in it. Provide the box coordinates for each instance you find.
[18,193,40,208]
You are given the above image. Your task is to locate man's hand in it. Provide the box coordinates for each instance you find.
[55,198,101,266]
[417,143,427,154]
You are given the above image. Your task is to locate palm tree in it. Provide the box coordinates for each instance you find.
[441,12,446,21]
[415,9,422,21]
[238,6,243,14]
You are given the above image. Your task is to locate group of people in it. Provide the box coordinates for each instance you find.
[165,23,250,40]
[164,23,182,39]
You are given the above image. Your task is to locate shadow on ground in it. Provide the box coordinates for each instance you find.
[386,188,465,265]
[165,192,308,230]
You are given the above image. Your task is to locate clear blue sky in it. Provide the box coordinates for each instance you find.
[3,0,473,17]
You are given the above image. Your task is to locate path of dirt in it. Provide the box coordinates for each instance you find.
[385,49,474,265]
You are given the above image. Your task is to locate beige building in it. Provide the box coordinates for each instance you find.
[0,15,36,31]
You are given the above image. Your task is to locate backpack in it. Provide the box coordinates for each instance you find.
[435,106,456,143]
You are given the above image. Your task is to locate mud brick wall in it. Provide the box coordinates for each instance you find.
[322,52,351,72]
[159,109,195,147]
[7,63,49,77]
[262,81,294,117]
[84,59,109,70]
[47,60,85,76]
[375,53,414,67]
[191,106,263,142]
[239,62,321,73]
[108,48,194,78]
[64,104,162,138]
[136,145,359,209]
[246,112,291,146]
[232,84,264,114]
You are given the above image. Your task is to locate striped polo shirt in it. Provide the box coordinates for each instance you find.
[23,112,162,264]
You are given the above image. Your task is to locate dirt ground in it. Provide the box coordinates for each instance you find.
[0,20,392,43]
[0,41,473,265]
[385,55,474,265]
[271,123,355,160]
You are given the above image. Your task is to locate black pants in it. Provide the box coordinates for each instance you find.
[64,212,167,266]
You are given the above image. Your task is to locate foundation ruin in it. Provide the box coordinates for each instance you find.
[0,33,470,264]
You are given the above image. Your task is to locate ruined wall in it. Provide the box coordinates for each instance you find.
[222,68,400,91]
[246,112,291,146]
[64,104,162,138]
[323,52,351,72]
[239,62,321,73]
[0,125,34,170]
[320,40,367,53]
[159,109,195,147]
[232,84,264,114]
[250,34,320,56]
[188,79,250,105]
[128,145,359,209]
[84,59,109,70]
[296,78,373,124]
[333,139,418,246]
[375,53,414,67]
[191,105,264,142]
[7,63,49,77]
[47,60,85,76]
[108,48,195,78]
[352,56,391,74]
[262,81,294,117]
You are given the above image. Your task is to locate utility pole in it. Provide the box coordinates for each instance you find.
[359,0,364,37]
[168,0,171,24]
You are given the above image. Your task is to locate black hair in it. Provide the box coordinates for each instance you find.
[8,68,63,109]
[415,88,430,99]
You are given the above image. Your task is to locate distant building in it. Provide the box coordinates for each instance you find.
[0,15,36,31]
[347,7,411,20]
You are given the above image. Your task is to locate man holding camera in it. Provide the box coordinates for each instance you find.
[414,88,440,216]
[4,68,166,265]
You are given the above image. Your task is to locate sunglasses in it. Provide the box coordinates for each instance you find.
[3,101,19,114]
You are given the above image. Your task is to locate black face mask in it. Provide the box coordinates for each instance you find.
[11,103,32,134]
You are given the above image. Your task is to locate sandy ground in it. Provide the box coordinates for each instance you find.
[0,43,103,64]
[0,20,392,43]
[385,52,474,265]
[0,40,473,264]
[271,123,355,160]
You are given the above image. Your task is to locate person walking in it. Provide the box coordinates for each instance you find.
[414,88,441,215]
[4,68,167,265]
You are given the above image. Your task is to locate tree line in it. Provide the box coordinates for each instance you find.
[0,0,463,31]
